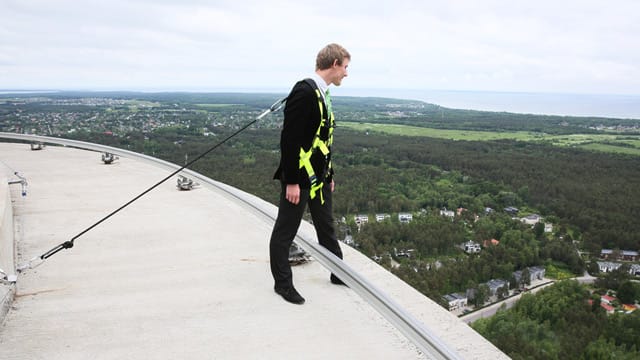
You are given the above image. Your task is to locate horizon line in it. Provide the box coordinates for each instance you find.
[1,87,639,98]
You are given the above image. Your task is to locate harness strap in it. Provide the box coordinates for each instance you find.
[297,83,334,203]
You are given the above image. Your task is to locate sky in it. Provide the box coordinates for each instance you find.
[1,0,639,97]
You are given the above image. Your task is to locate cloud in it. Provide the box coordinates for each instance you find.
[1,0,638,94]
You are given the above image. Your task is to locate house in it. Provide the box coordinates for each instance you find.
[544,223,553,233]
[398,213,413,223]
[483,238,500,247]
[464,241,481,254]
[600,249,614,259]
[600,294,617,305]
[630,264,640,276]
[456,207,467,216]
[622,250,639,261]
[589,299,616,314]
[486,279,509,296]
[513,266,545,284]
[443,293,468,311]
[513,270,524,284]
[439,208,455,218]
[622,304,637,313]
[597,261,623,273]
[504,206,519,216]
[600,302,615,314]
[600,249,640,261]
[354,214,369,231]
[375,213,390,222]
[599,262,640,276]
[354,214,369,225]
[521,214,542,226]
[394,248,414,258]
[529,266,546,280]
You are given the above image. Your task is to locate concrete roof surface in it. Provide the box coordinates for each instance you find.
[0,142,506,359]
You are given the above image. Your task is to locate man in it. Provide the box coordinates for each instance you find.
[269,43,351,305]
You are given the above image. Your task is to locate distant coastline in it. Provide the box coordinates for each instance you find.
[2,88,639,120]
[337,88,640,120]
[0,90,59,95]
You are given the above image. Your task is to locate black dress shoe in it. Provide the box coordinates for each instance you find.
[274,286,305,304]
[330,274,348,286]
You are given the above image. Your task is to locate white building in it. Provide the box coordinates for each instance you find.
[486,279,509,296]
[354,214,369,225]
[440,208,455,218]
[443,293,468,311]
[513,266,546,284]
[598,262,640,276]
[597,261,622,273]
[398,212,413,223]
[464,241,481,254]
[521,214,542,226]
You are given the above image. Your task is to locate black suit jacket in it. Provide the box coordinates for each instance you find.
[273,79,333,189]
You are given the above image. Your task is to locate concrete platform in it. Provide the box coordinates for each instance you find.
[0,142,507,359]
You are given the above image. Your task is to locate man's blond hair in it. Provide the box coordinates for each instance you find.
[316,43,351,71]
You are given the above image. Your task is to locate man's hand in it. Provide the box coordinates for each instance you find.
[286,183,301,204]
[330,180,335,192]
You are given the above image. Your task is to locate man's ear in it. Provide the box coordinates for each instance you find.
[332,59,339,68]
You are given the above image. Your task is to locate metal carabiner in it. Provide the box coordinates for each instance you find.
[256,97,287,120]
[269,97,287,112]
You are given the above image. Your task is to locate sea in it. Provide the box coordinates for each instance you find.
[334,88,640,120]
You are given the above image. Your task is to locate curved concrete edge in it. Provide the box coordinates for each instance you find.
[0,175,16,322]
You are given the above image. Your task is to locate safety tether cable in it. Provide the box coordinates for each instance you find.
[17,97,286,273]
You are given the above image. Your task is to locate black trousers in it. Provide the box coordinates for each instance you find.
[269,182,343,289]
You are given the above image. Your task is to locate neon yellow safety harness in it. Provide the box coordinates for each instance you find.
[298,85,334,203]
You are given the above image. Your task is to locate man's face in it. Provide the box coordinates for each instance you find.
[331,58,350,86]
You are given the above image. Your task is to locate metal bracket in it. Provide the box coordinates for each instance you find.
[16,256,45,274]
[30,142,45,151]
[177,175,199,191]
[0,268,17,284]
[7,171,28,196]
[101,152,119,164]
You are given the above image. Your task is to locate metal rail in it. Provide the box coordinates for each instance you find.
[0,132,461,360]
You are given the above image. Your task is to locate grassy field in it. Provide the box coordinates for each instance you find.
[341,122,640,156]
[123,99,161,111]
[195,103,240,108]
[577,142,640,156]
[341,122,533,140]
